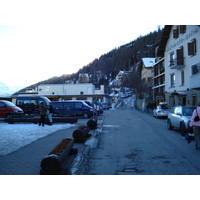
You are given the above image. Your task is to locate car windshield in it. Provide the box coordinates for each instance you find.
[41,97,51,105]
[5,101,16,107]
[183,107,195,116]
[82,101,91,107]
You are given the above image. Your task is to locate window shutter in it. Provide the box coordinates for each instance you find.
[177,47,183,65]
[188,42,194,55]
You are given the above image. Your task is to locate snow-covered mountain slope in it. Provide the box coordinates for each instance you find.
[0,82,22,96]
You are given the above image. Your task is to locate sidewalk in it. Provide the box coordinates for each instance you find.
[0,118,100,175]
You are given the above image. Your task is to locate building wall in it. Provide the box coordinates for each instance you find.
[37,83,95,95]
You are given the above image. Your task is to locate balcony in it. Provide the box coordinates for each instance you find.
[170,57,185,69]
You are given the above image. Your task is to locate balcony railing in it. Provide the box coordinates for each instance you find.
[170,57,185,69]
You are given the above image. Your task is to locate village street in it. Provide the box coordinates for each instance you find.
[76,96,200,175]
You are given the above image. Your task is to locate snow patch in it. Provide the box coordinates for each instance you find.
[0,123,77,156]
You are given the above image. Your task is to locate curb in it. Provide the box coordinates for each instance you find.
[69,116,104,175]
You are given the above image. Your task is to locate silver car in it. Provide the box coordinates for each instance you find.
[153,103,170,118]
[167,106,196,136]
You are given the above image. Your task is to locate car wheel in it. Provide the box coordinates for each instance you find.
[167,119,173,130]
[6,114,14,124]
[83,113,89,118]
[180,122,186,136]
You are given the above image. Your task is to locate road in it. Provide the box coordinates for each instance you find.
[77,96,200,175]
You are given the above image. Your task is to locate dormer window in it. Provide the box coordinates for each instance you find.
[173,27,179,38]
[180,25,186,34]
[173,25,186,38]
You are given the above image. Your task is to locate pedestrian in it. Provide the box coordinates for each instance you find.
[190,103,200,149]
[48,102,54,125]
[39,102,47,126]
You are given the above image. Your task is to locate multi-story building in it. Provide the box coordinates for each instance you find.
[157,25,200,107]
[140,58,155,85]
[153,57,165,104]
[139,57,155,99]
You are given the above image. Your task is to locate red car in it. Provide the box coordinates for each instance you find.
[0,100,23,118]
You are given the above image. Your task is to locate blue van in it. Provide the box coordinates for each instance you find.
[16,96,51,115]
[52,100,94,118]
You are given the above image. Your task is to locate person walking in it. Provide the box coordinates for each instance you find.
[48,102,54,125]
[39,102,47,126]
[190,103,200,149]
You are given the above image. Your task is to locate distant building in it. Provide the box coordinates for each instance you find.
[78,73,90,83]
[12,83,107,102]
[140,58,155,86]
[152,40,166,105]
[138,57,155,100]
[113,70,131,87]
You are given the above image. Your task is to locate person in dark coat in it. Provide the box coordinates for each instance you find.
[39,102,47,126]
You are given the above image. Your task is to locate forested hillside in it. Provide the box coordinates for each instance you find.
[20,27,163,94]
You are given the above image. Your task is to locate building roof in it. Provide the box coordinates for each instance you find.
[157,25,172,57]
[142,58,155,68]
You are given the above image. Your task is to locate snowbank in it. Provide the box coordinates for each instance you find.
[0,123,77,156]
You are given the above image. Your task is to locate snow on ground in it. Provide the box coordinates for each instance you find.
[0,122,77,156]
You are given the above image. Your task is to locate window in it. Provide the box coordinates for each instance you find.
[80,91,84,95]
[173,27,179,38]
[147,77,152,83]
[188,39,197,56]
[170,74,175,87]
[53,102,63,109]
[170,52,174,66]
[75,102,83,108]
[192,96,197,106]
[176,46,184,65]
[181,71,185,85]
[174,106,180,114]
[0,102,5,107]
[180,25,186,34]
[192,65,199,75]
[64,102,73,108]
[173,26,186,38]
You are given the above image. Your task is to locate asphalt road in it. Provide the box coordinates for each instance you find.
[77,97,200,175]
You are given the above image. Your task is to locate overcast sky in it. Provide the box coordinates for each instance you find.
[0,0,194,90]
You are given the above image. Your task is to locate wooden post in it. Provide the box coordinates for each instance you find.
[87,116,97,130]
[72,125,90,143]
[40,138,75,174]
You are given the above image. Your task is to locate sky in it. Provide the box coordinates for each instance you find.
[0,0,195,91]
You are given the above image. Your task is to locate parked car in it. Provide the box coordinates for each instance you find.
[167,105,196,136]
[52,100,94,118]
[153,103,170,118]
[102,103,109,110]
[0,100,23,118]
[84,100,100,115]
[15,96,51,115]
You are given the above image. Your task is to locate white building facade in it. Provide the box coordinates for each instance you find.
[12,83,106,102]
[38,83,95,96]
[163,25,200,107]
